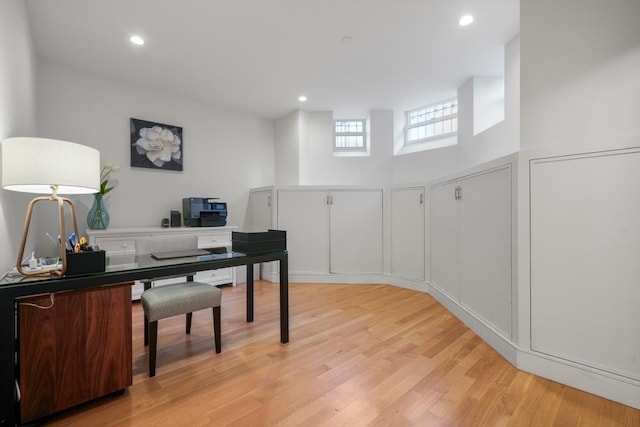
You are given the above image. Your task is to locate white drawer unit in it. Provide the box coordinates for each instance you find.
[87,227,238,300]
[93,237,141,267]
[94,237,137,254]
[197,232,231,249]
[196,231,233,286]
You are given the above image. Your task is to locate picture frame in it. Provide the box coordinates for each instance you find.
[130,118,183,171]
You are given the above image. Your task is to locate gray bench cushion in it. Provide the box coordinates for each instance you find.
[141,282,221,322]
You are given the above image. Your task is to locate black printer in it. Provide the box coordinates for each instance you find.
[182,197,228,227]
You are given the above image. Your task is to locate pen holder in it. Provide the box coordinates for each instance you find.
[65,250,106,276]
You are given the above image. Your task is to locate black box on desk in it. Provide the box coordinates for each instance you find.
[232,230,286,254]
[65,250,106,276]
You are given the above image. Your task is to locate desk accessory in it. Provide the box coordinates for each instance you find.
[65,250,106,275]
[150,248,211,260]
[170,210,181,227]
[232,230,286,254]
[0,137,100,276]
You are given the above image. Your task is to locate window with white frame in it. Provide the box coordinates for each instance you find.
[334,119,366,151]
[406,99,458,145]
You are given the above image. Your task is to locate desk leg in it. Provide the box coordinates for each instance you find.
[280,254,289,344]
[246,263,254,322]
[0,298,17,425]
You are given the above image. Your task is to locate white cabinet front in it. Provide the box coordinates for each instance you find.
[278,190,330,275]
[430,180,460,300]
[277,189,383,276]
[330,190,383,274]
[249,190,274,232]
[391,187,425,281]
[430,165,512,340]
[530,150,640,381]
[249,189,276,280]
[458,167,512,339]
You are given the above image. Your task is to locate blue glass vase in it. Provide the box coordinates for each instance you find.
[87,194,110,230]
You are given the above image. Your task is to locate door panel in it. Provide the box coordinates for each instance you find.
[459,167,512,339]
[330,190,383,274]
[391,187,425,280]
[531,151,640,380]
[250,190,274,278]
[250,190,272,232]
[430,181,459,300]
[278,190,330,274]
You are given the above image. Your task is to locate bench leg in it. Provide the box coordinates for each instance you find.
[149,320,158,377]
[186,312,193,334]
[213,306,221,353]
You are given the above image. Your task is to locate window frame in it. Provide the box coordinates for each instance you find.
[333,119,367,153]
[405,98,458,147]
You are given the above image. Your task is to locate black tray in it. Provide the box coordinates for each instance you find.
[232,230,286,254]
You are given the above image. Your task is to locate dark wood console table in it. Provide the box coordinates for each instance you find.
[0,249,288,425]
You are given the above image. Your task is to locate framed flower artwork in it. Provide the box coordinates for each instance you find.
[130,118,183,171]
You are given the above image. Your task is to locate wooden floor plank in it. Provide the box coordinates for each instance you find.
[40,282,639,426]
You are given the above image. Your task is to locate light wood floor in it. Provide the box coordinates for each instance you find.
[44,281,639,426]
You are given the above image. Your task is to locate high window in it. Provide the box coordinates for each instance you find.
[406,99,458,145]
[334,119,366,152]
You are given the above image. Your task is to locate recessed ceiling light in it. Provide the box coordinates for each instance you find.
[459,15,474,26]
[130,35,145,45]
[298,95,307,102]
[341,36,353,44]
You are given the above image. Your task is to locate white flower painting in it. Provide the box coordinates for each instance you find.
[130,118,183,171]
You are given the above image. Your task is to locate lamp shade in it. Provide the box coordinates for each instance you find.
[1,137,100,194]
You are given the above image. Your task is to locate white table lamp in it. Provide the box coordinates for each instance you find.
[1,137,100,276]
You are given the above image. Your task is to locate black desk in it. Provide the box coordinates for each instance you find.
[0,249,288,426]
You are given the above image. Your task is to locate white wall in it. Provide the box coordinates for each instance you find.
[520,0,640,153]
[274,110,301,186]
[274,35,519,188]
[472,76,505,135]
[0,0,38,273]
[391,36,520,185]
[36,59,275,238]
[300,110,393,186]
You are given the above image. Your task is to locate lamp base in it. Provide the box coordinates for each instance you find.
[16,195,78,277]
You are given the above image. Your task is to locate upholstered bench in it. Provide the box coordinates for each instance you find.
[141,281,222,377]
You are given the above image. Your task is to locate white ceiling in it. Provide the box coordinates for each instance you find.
[25,0,519,120]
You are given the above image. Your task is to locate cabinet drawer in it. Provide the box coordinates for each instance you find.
[197,233,231,248]
[94,238,137,255]
[195,268,233,285]
[94,237,143,267]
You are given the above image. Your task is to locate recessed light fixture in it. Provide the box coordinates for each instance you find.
[459,15,474,26]
[341,36,353,44]
[130,35,145,45]
[298,95,307,102]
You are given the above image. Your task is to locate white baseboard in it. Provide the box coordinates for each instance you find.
[289,273,387,284]
[384,276,429,293]
[517,350,640,409]
[258,272,385,284]
[428,282,518,366]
